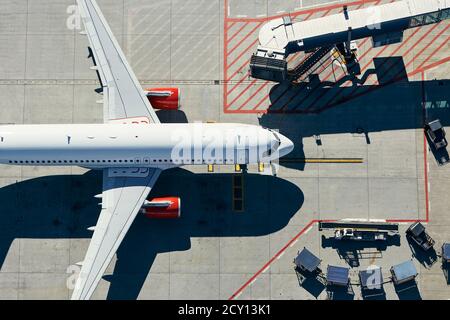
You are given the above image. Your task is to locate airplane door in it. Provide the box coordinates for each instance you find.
[235,135,249,164]
[236,148,249,164]
[235,134,249,164]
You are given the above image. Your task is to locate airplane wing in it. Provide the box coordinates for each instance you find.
[72,0,164,300]
[77,0,160,123]
[71,168,161,300]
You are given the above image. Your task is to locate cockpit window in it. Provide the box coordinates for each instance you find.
[270,130,281,145]
[262,130,281,158]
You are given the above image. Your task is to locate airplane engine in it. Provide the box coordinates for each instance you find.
[141,196,181,219]
[144,87,180,110]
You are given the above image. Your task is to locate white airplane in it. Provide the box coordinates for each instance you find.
[0,0,294,300]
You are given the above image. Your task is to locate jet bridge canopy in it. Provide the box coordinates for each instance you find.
[250,0,450,82]
[258,0,450,53]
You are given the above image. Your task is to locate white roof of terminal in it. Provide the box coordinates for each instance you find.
[259,0,450,49]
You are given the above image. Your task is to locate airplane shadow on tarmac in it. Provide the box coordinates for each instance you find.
[0,168,304,300]
[260,57,450,171]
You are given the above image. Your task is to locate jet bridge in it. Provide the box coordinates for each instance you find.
[250,0,450,82]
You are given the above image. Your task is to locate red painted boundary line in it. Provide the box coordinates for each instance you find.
[228,22,249,44]
[420,55,450,71]
[275,34,376,112]
[267,0,389,112]
[228,69,433,300]
[301,9,423,110]
[228,11,318,109]
[223,0,450,114]
[296,0,390,97]
[233,11,317,110]
[368,24,446,86]
[223,0,230,112]
[416,35,450,70]
[308,23,447,112]
[422,71,430,223]
[228,23,264,56]
[307,0,391,86]
[228,219,321,300]
[315,24,431,110]
[237,82,270,110]
[228,79,258,106]
[260,54,450,115]
[227,75,249,96]
[223,0,386,113]
[251,4,355,112]
[227,58,251,82]
[228,38,259,70]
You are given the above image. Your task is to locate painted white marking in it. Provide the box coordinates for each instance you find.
[234,292,242,299]
[304,226,313,234]
[250,279,257,286]
[277,10,286,14]
[277,252,285,260]
[262,266,270,273]
[256,14,267,17]
[236,14,248,18]
[398,222,409,225]
[296,0,341,11]
[369,219,386,222]
[289,239,299,248]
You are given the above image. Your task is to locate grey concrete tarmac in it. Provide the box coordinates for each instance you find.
[0,0,448,299]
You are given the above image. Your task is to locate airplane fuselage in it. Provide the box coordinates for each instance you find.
[0,123,293,168]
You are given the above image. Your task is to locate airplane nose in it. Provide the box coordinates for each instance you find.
[278,133,294,157]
